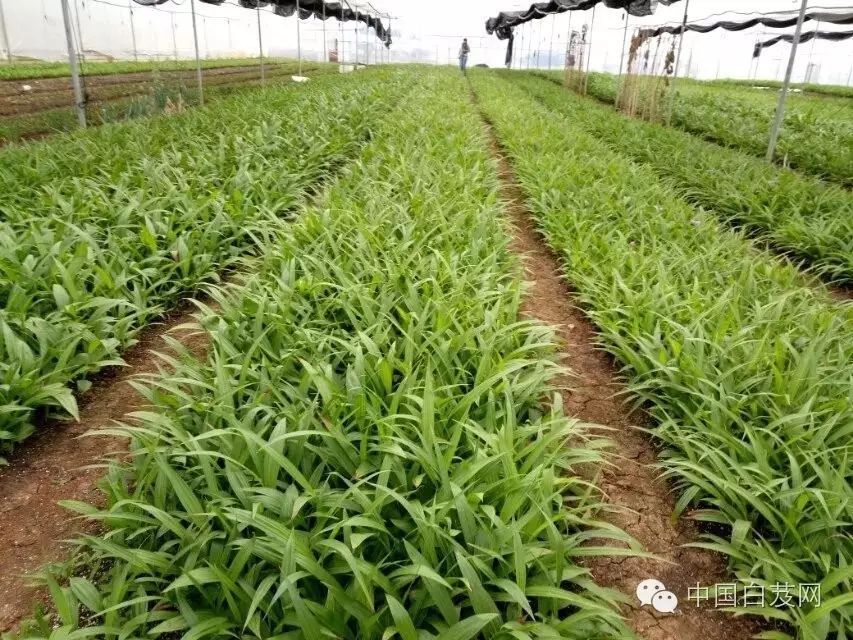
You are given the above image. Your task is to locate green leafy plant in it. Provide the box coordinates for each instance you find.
[471,70,853,640]
[0,57,331,81]
[0,71,404,459]
[522,72,853,283]
[541,70,853,186]
[12,70,631,640]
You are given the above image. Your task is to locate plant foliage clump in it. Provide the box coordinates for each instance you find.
[16,71,630,640]
[471,70,853,640]
[0,71,400,459]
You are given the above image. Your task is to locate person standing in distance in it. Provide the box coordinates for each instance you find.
[459,38,471,72]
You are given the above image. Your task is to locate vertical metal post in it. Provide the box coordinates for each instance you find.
[295,0,302,76]
[171,13,178,61]
[203,17,209,59]
[563,10,573,80]
[667,0,690,125]
[539,18,545,69]
[548,14,555,70]
[583,5,597,94]
[322,2,327,63]
[128,1,139,62]
[0,0,11,63]
[257,4,266,84]
[60,0,86,128]
[338,3,344,66]
[518,23,524,69]
[355,6,359,67]
[750,34,760,80]
[766,0,808,162]
[671,0,690,84]
[365,14,369,65]
[617,12,629,79]
[0,16,11,55]
[806,19,819,81]
[535,19,542,69]
[190,0,204,104]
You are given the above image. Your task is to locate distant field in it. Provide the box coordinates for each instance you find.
[0,57,295,81]
[545,70,853,186]
[0,60,336,144]
[707,77,853,100]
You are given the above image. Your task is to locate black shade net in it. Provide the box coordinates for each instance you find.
[638,10,853,38]
[753,28,853,57]
[132,0,392,47]
[486,0,682,40]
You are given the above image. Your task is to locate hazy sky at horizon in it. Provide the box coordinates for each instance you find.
[2,1,851,84]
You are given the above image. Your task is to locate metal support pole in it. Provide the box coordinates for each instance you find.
[257,4,266,84]
[563,11,573,80]
[667,0,690,125]
[0,0,11,63]
[617,12,629,79]
[202,17,208,59]
[190,0,204,104]
[766,0,808,162]
[72,0,85,66]
[527,22,532,69]
[339,3,345,66]
[128,1,138,62]
[518,23,525,69]
[806,19,819,82]
[322,2,327,63]
[355,6,359,67]
[583,5,597,94]
[60,0,86,128]
[549,14,556,70]
[0,14,11,55]
[171,13,178,61]
[365,15,369,65]
[295,0,302,76]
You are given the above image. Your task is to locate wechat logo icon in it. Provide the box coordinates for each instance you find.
[637,579,679,614]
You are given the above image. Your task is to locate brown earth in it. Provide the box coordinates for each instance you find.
[0,301,213,633]
[0,63,322,117]
[478,113,765,639]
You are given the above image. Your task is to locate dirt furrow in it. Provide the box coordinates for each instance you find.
[478,114,762,640]
[0,64,318,118]
[0,302,212,633]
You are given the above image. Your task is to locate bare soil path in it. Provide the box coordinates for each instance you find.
[0,302,212,633]
[478,111,763,639]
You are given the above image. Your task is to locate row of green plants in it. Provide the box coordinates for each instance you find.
[472,70,853,640]
[522,72,853,283]
[546,70,852,186]
[0,71,402,459]
[0,63,329,204]
[0,62,332,145]
[0,62,335,145]
[12,71,631,640]
[0,57,311,81]
[706,78,853,101]
[667,81,852,186]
